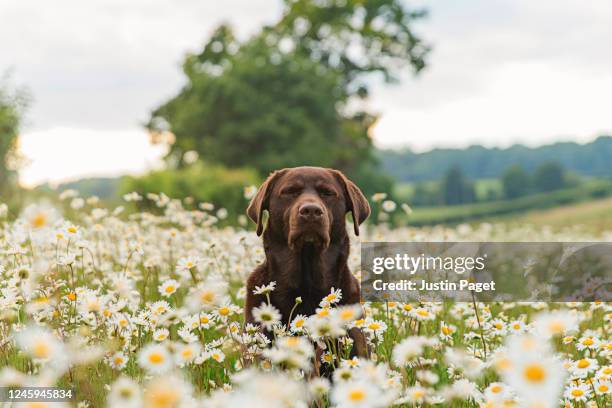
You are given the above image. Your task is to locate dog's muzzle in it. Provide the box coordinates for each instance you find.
[288,202,330,250]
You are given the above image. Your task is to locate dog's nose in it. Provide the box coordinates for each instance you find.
[298,203,323,221]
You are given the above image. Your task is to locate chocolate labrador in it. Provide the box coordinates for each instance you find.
[245,166,370,358]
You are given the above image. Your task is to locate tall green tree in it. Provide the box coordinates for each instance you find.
[502,164,531,199]
[534,161,566,192]
[148,1,428,195]
[441,165,475,205]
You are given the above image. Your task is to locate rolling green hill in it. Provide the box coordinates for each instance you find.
[378,135,612,182]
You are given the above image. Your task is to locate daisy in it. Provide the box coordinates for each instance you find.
[138,343,173,374]
[150,300,171,316]
[381,200,397,212]
[290,314,308,333]
[576,335,600,351]
[404,385,427,404]
[207,349,226,363]
[108,376,142,408]
[253,281,276,295]
[22,203,58,230]
[411,307,435,321]
[153,328,170,342]
[109,351,128,370]
[14,326,66,365]
[502,335,565,408]
[309,377,330,398]
[507,320,526,334]
[332,380,385,408]
[321,351,336,365]
[321,287,342,307]
[593,379,610,396]
[198,313,214,329]
[186,279,227,312]
[533,310,578,337]
[176,256,201,273]
[244,185,258,200]
[158,279,180,297]
[335,305,363,324]
[484,382,511,401]
[175,343,201,366]
[571,358,599,378]
[440,322,457,340]
[143,375,193,408]
[252,303,281,330]
[392,336,429,366]
[563,383,590,402]
[363,319,387,337]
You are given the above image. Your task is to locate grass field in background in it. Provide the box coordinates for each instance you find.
[401,179,612,228]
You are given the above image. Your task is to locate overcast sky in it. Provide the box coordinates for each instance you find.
[2,0,611,186]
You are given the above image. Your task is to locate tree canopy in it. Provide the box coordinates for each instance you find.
[148,0,428,195]
[0,79,28,198]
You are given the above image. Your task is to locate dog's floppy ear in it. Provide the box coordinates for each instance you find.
[247,169,287,236]
[331,170,371,236]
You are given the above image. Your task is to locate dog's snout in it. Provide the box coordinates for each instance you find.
[298,203,324,221]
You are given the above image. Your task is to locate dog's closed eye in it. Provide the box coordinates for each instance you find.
[317,187,337,197]
[281,186,302,196]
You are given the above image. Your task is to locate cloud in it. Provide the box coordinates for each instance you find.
[368,0,612,149]
[3,0,612,179]
[1,0,281,130]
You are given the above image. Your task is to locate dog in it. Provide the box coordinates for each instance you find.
[245,166,370,359]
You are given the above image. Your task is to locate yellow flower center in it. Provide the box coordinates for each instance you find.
[495,323,503,329]
[148,352,164,364]
[491,385,503,394]
[286,337,299,347]
[412,390,425,399]
[181,348,193,358]
[33,340,51,359]
[403,304,413,311]
[582,338,594,346]
[201,291,214,303]
[32,213,47,228]
[348,389,366,402]
[577,359,590,369]
[417,309,429,317]
[598,384,609,392]
[524,364,546,383]
[148,390,179,408]
[219,307,230,316]
[340,310,354,320]
[571,389,584,397]
[114,357,124,365]
[165,285,175,293]
[200,316,210,324]
[67,226,78,234]
[548,321,564,334]
[368,323,381,330]
[295,319,304,327]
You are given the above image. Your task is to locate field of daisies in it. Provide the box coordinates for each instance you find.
[0,190,610,408]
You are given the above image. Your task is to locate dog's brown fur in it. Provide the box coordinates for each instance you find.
[245,166,370,358]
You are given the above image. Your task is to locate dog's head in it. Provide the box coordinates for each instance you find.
[247,167,370,251]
